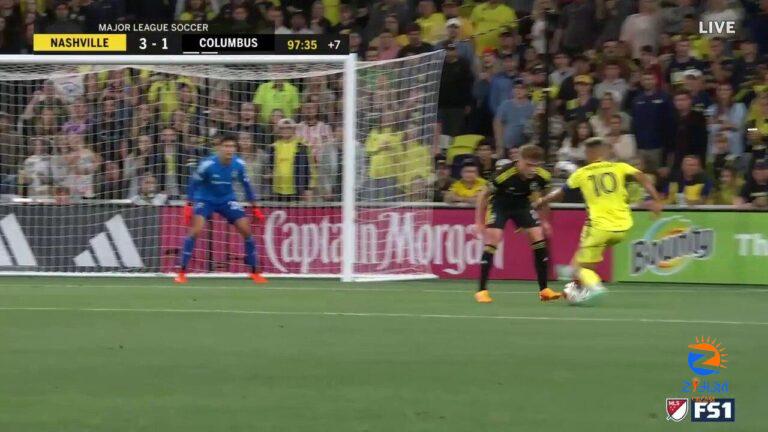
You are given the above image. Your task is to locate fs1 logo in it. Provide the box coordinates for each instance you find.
[692,399,735,422]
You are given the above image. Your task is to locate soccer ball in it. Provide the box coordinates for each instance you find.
[563,282,607,306]
[563,282,585,305]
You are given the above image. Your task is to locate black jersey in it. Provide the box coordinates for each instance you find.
[489,161,552,208]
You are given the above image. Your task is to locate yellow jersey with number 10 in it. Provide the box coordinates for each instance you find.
[566,161,640,232]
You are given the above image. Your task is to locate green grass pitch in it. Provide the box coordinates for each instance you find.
[0,277,765,432]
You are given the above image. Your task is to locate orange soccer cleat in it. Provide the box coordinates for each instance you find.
[174,271,188,284]
[474,289,493,303]
[250,272,268,284]
[539,287,563,302]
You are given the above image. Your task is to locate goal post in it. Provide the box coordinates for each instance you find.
[0,52,444,281]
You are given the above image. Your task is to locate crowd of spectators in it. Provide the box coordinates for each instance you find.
[4,69,354,204]
[0,0,766,209]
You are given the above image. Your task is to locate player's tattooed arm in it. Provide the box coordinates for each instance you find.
[632,171,663,216]
[533,186,565,209]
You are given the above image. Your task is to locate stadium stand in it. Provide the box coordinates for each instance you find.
[0,0,766,210]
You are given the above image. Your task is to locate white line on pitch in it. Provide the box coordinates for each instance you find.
[0,306,766,326]
[0,284,765,294]
[422,289,768,294]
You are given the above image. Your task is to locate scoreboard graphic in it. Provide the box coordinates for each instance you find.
[32,33,349,56]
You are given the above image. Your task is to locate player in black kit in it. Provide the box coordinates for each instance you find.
[474,144,562,303]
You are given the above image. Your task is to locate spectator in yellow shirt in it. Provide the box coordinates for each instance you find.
[415,0,446,45]
[663,155,714,206]
[253,79,300,123]
[398,124,433,189]
[20,0,46,15]
[445,160,487,205]
[365,112,404,155]
[147,75,197,124]
[470,0,517,52]
[365,134,403,201]
[178,0,217,22]
[747,91,768,134]
[268,118,312,202]
[711,166,745,205]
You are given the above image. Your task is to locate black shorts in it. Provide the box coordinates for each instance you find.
[485,200,540,230]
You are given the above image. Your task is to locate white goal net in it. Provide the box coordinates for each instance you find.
[0,52,444,281]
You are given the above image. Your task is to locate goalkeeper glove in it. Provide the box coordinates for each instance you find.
[252,206,265,223]
[183,202,194,225]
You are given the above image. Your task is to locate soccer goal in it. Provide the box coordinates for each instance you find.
[0,52,444,281]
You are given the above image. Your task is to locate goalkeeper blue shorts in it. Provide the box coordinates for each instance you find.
[193,201,246,224]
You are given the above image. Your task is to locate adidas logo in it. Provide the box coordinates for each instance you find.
[0,214,37,266]
[74,215,144,268]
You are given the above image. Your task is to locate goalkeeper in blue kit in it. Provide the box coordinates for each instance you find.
[175,135,267,284]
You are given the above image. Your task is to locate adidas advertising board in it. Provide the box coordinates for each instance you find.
[0,205,158,272]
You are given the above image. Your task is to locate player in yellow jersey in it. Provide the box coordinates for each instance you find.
[534,138,662,304]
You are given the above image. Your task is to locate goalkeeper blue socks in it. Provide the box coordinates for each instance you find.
[180,236,196,270]
[244,236,259,271]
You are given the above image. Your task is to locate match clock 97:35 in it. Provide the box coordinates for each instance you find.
[286,39,318,52]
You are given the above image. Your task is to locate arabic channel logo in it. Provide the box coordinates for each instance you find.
[688,336,728,376]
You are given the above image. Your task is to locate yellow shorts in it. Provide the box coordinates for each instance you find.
[575,226,627,264]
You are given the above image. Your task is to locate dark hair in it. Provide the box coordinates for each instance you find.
[476,138,495,151]
[461,159,478,169]
[570,120,594,147]
[405,22,421,33]
[218,134,238,145]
